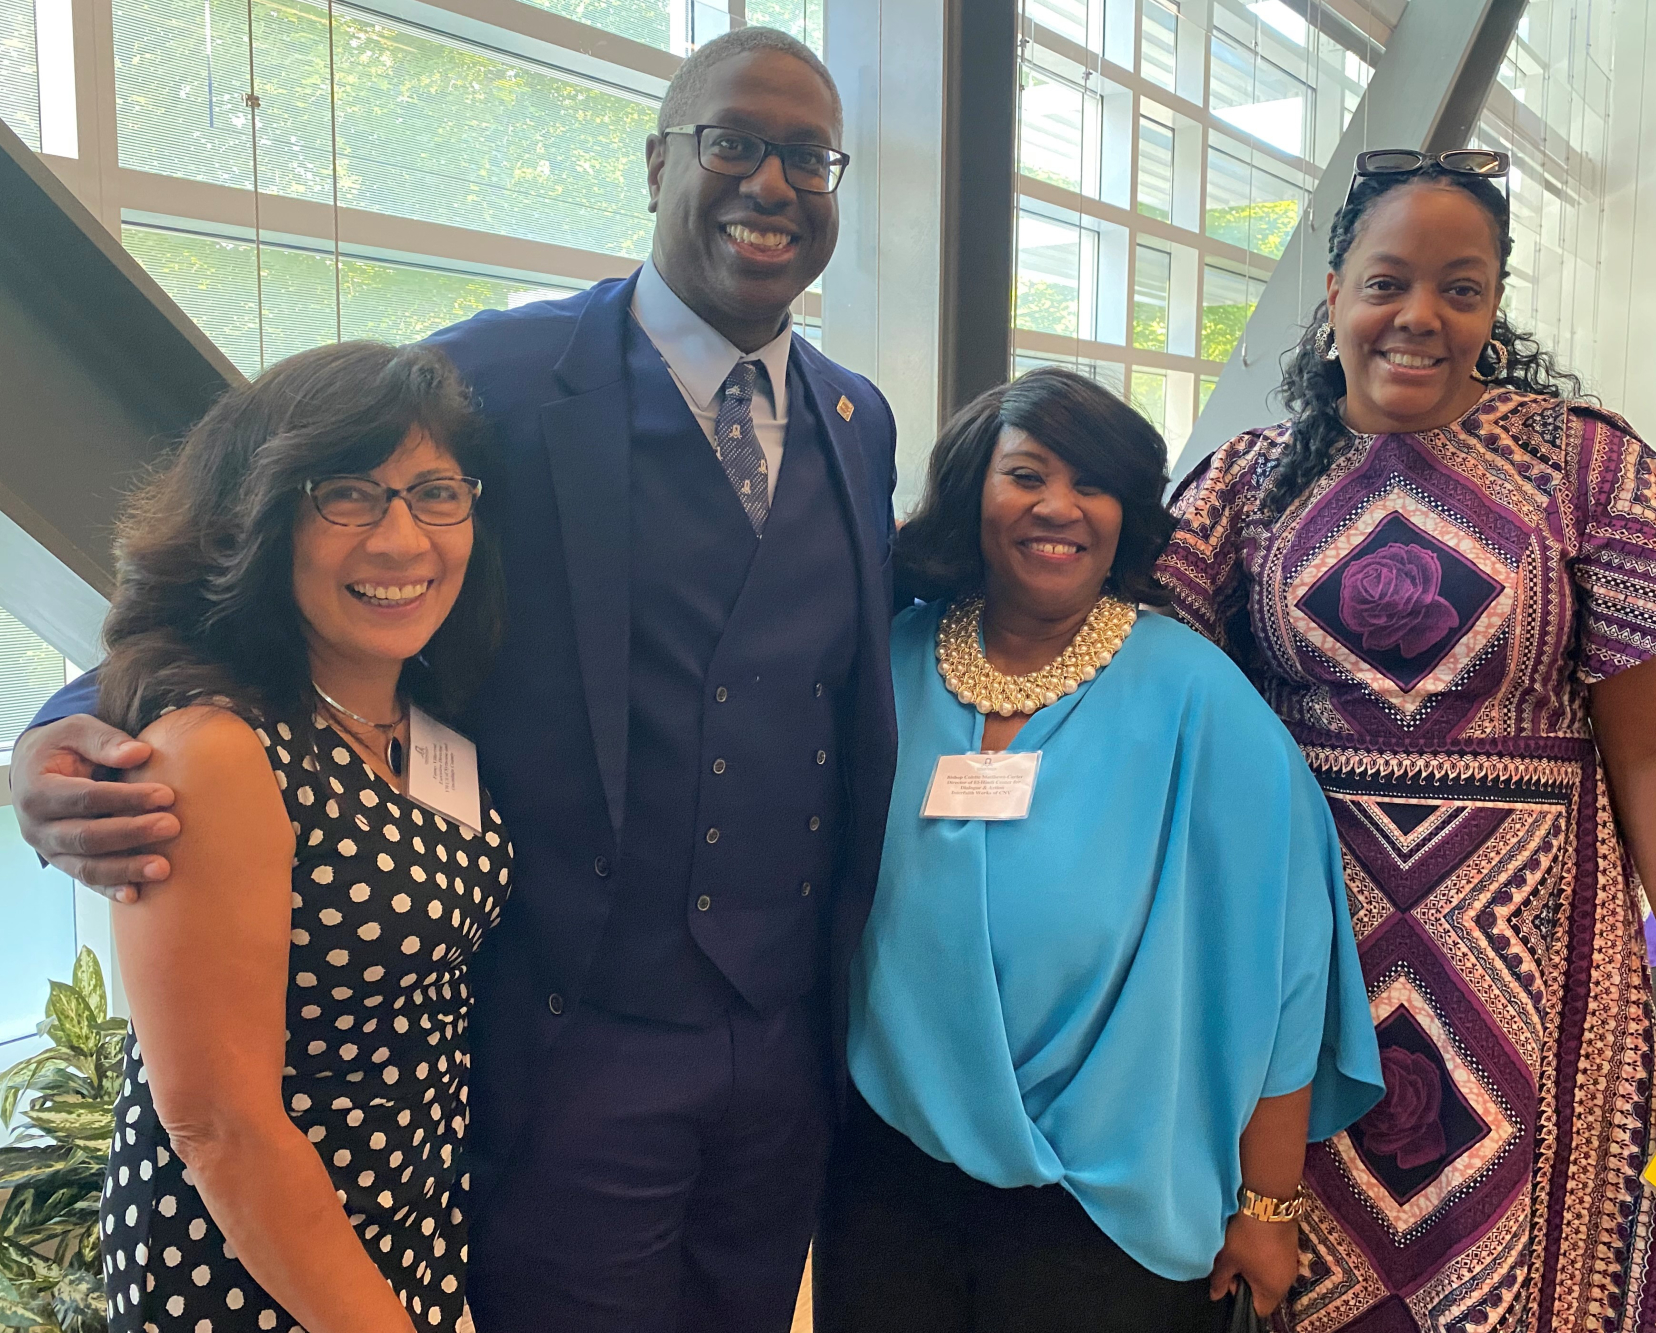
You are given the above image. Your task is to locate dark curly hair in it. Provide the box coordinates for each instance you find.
[896,366,1174,607]
[98,341,506,736]
[1266,164,1583,517]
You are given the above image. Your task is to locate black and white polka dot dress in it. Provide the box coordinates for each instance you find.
[101,711,512,1332]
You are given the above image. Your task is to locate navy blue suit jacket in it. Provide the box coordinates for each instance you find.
[416,275,900,1184]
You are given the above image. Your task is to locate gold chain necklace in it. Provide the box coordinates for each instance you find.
[935,594,1137,717]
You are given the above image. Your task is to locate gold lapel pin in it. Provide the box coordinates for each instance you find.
[836,395,855,422]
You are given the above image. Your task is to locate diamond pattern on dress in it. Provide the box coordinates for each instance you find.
[1287,488,1515,719]
[1327,968,1519,1244]
[1299,510,1503,694]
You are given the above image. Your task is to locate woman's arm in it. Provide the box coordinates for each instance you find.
[1209,1085,1311,1315]
[114,707,416,1333]
[1591,656,1656,909]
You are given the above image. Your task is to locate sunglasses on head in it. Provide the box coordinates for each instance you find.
[1343,148,1510,208]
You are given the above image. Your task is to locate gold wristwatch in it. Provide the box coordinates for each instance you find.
[1237,1183,1308,1223]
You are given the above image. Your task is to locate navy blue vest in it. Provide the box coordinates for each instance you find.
[581,320,859,1025]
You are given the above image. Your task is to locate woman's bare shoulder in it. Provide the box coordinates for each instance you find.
[128,707,292,856]
[133,705,273,779]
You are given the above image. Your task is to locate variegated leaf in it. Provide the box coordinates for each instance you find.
[0,1237,60,1291]
[69,949,105,1025]
[50,1256,105,1333]
[19,1101,113,1154]
[43,985,97,1060]
[0,1145,80,1191]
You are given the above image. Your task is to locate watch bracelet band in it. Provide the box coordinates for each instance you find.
[1237,1183,1308,1223]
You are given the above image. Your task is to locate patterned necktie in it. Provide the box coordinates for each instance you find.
[712,360,771,534]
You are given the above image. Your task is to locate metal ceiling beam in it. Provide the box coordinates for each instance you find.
[0,117,237,664]
[1171,0,1525,481]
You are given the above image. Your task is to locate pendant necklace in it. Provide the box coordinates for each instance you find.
[935,593,1137,717]
[313,683,407,777]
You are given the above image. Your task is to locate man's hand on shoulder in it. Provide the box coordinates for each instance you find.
[10,714,179,900]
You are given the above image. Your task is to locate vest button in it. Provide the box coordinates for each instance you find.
[816,750,827,765]
[593,856,609,877]
[547,994,564,1015]
[706,827,721,844]
[801,881,812,897]
[712,758,727,775]
[715,686,729,703]
[815,683,824,697]
[809,816,821,832]
[697,894,712,912]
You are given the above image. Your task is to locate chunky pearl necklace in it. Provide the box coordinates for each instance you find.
[935,593,1137,717]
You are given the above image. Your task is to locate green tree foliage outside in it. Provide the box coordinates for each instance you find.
[1023,165,1080,192]
[743,0,823,52]
[1132,300,1167,353]
[113,0,658,259]
[525,0,668,49]
[1201,300,1254,362]
[124,226,573,377]
[1204,199,1299,260]
[1130,370,1165,432]
[1015,278,1079,338]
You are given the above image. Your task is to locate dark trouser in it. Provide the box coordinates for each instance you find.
[814,1091,1222,1333]
[466,997,831,1333]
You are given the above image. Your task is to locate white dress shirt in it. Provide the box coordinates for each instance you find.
[630,258,791,504]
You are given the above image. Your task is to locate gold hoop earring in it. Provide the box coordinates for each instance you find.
[1314,322,1340,362]
[1472,339,1508,383]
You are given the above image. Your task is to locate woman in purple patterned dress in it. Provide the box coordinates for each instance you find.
[1160,152,1656,1332]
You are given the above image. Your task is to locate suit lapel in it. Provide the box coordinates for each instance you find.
[791,346,886,613]
[540,275,639,835]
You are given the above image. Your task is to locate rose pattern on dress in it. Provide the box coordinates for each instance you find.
[1337,543,1461,658]
[1361,1046,1447,1170]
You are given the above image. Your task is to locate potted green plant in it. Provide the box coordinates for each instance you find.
[0,948,122,1332]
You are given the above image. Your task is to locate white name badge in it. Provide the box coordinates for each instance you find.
[406,706,483,834]
[920,751,1042,821]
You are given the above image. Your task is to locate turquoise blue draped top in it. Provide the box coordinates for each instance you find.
[850,603,1384,1280]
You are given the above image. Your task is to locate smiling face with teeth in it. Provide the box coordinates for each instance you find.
[978,426,1124,631]
[645,49,840,353]
[292,427,474,702]
[1327,180,1503,436]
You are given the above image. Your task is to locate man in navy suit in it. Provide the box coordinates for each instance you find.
[12,27,898,1332]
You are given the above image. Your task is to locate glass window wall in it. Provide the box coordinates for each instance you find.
[0,0,39,150]
[1016,0,1366,451]
[126,226,581,377]
[1200,262,1264,362]
[1133,242,1171,352]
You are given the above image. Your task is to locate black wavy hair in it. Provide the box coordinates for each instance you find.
[1266,164,1582,517]
[98,340,506,735]
[896,366,1174,607]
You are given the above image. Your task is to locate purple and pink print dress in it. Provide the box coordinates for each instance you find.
[1160,389,1656,1332]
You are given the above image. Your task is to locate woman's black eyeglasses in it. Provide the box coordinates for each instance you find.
[304,475,482,528]
[663,124,850,194]
[1344,148,1510,207]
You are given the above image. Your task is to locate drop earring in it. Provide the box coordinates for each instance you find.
[1314,322,1340,362]
[1472,339,1508,383]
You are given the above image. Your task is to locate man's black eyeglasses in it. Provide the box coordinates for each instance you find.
[663,124,850,195]
[1343,148,1510,207]
[304,475,482,528]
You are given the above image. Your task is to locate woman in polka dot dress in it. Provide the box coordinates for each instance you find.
[91,341,511,1333]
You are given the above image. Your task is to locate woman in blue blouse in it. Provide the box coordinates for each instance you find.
[815,368,1384,1331]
